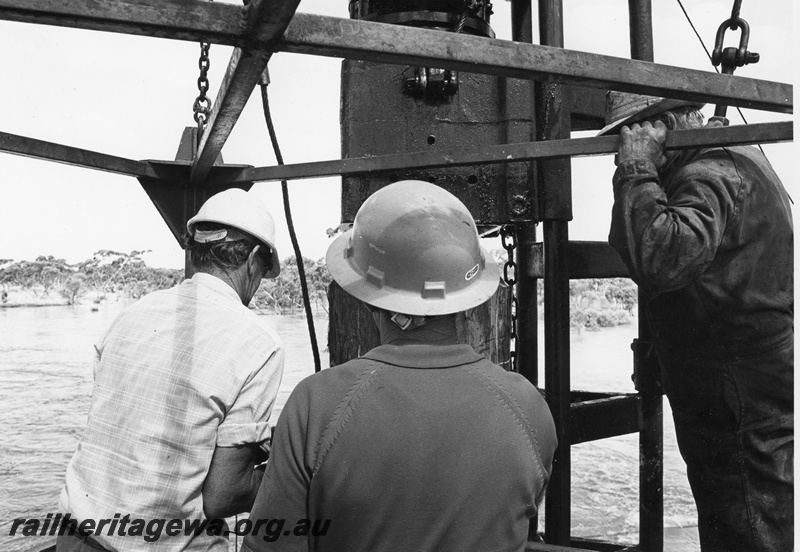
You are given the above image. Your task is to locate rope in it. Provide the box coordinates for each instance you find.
[674,0,766,156]
[260,83,323,373]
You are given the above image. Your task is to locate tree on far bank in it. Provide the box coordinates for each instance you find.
[252,256,332,314]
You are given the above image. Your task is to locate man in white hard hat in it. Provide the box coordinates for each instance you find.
[57,188,285,551]
[242,180,557,552]
[603,91,793,551]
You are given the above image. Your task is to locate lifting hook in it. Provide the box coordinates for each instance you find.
[709,17,759,124]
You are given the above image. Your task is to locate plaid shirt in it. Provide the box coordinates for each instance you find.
[59,273,284,551]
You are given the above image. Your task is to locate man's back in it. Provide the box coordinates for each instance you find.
[245,343,556,552]
[610,144,793,356]
[60,274,283,551]
[656,145,793,353]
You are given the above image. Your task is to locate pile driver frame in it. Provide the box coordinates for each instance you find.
[0,1,792,550]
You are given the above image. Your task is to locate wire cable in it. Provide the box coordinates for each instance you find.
[260,83,323,373]
[676,0,715,63]
[730,0,742,27]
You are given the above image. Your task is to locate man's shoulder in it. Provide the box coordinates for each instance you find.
[473,359,547,404]
[121,282,283,350]
[682,144,765,173]
[477,361,556,446]
[297,357,374,390]
[244,312,283,346]
[674,145,783,198]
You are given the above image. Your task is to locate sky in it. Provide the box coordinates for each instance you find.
[0,0,795,269]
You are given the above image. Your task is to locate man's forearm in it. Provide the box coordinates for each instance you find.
[203,443,268,519]
[205,464,265,519]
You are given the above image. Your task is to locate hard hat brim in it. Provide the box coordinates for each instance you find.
[597,97,706,136]
[326,229,501,316]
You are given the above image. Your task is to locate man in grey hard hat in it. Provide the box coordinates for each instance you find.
[58,188,285,551]
[242,180,557,552]
[602,91,793,551]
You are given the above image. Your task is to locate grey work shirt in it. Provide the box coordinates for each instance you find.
[243,342,557,552]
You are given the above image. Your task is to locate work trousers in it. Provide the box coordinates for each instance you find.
[660,331,794,552]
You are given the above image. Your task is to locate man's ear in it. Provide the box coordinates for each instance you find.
[659,111,679,131]
[246,245,261,277]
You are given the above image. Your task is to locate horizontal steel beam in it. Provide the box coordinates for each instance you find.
[0,130,158,178]
[526,241,630,279]
[0,5,791,114]
[566,241,629,280]
[570,393,642,445]
[218,121,792,184]
[3,122,789,186]
[0,0,247,46]
[525,541,598,552]
[0,130,256,184]
[190,0,301,185]
[279,14,792,114]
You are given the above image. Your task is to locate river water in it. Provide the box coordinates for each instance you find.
[1,302,698,551]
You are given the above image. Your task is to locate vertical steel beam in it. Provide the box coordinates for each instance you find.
[537,0,572,545]
[511,0,534,44]
[510,0,538,390]
[628,2,664,550]
[628,0,654,63]
[509,5,539,541]
[516,223,539,387]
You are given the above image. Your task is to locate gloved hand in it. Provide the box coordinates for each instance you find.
[615,120,668,168]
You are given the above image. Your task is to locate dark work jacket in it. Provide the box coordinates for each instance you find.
[609,145,793,358]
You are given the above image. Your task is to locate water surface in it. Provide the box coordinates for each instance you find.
[0,303,697,551]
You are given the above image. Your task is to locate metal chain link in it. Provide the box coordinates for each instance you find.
[192,41,212,136]
[500,225,518,372]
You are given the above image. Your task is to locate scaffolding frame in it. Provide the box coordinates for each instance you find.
[0,1,792,551]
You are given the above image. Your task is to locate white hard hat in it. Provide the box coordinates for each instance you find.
[187,188,280,278]
[326,180,500,316]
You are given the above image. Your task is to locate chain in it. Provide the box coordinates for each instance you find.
[500,225,518,372]
[192,41,212,137]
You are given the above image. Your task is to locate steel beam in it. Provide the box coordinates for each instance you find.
[279,13,792,113]
[565,241,629,279]
[0,0,246,46]
[538,0,572,544]
[570,393,641,445]
[220,121,792,184]
[0,130,259,184]
[0,130,161,178]
[628,0,654,63]
[2,122,789,186]
[627,4,663,549]
[0,5,791,113]
[526,541,597,552]
[190,0,301,185]
[509,0,539,395]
